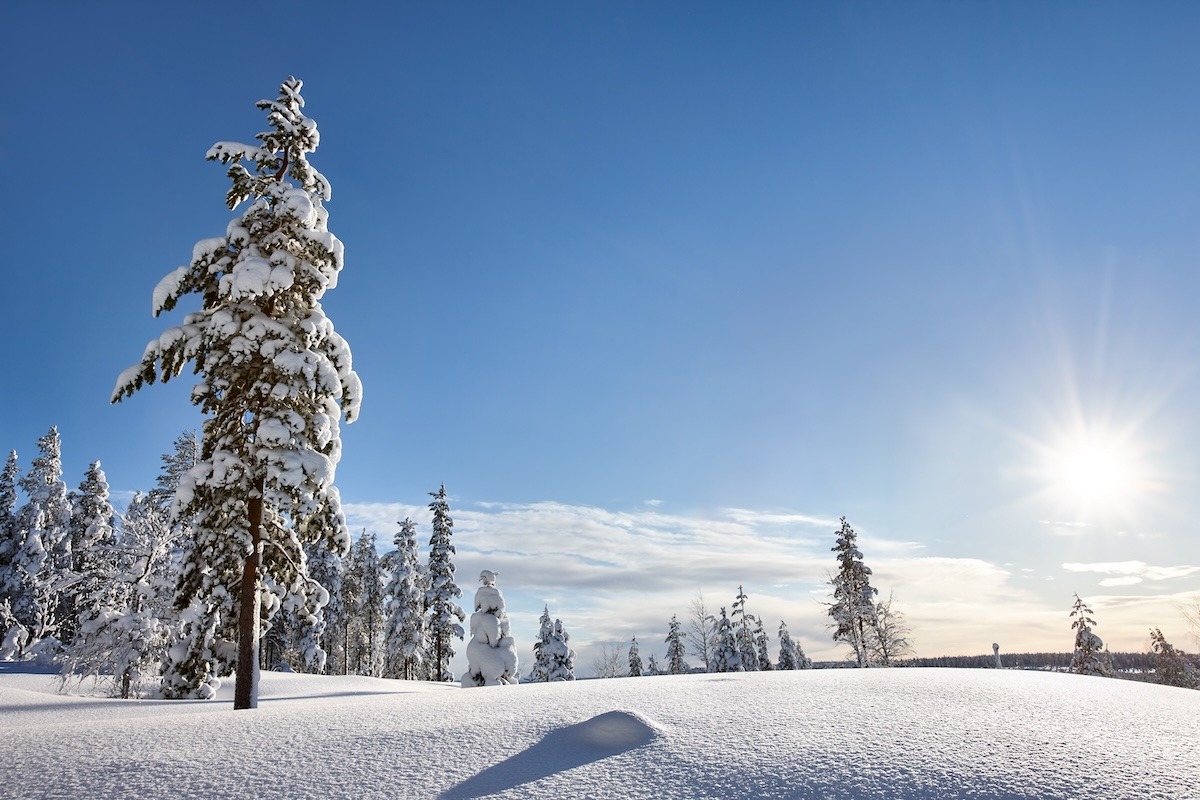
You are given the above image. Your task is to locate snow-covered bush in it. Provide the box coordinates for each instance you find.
[462,570,518,687]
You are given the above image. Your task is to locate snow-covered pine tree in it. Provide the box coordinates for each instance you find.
[425,485,465,682]
[12,427,73,653]
[61,492,173,698]
[646,653,660,676]
[628,636,643,677]
[827,517,878,668]
[0,451,22,654]
[1069,594,1111,677]
[731,585,759,672]
[59,462,117,647]
[753,615,773,671]
[0,451,19,592]
[665,614,689,675]
[462,570,518,687]
[148,431,199,513]
[777,620,798,670]
[547,618,576,681]
[308,540,346,674]
[384,517,427,680]
[111,78,362,709]
[1148,628,1199,689]
[709,607,743,673]
[345,531,385,675]
[530,604,554,682]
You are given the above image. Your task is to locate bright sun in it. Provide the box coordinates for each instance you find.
[1039,429,1147,517]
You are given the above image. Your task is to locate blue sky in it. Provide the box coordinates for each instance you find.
[3,3,1199,669]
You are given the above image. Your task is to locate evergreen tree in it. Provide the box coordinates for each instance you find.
[665,614,689,675]
[59,462,117,646]
[462,570,518,686]
[731,584,759,672]
[530,604,554,682]
[547,618,576,681]
[61,493,173,698]
[384,517,427,680]
[709,607,742,673]
[1069,594,1112,677]
[0,451,19,597]
[111,78,362,709]
[628,636,643,677]
[310,541,348,675]
[776,620,812,670]
[343,531,384,675]
[148,431,199,514]
[827,517,878,668]
[425,484,464,682]
[645,653,661,676]
[753,615,773,671]
[12,426,72,650]
[1148,628,1199,689]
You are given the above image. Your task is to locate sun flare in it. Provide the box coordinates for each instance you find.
[1038,429,1147,518]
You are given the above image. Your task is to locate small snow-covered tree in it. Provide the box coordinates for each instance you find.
[1149,628,1199,689]
[530,605,554,682]
[827,517,878,668]
[61,493,173,698]
[384,517,427,680]
[425,485,464,682]
[462,570,518,687]
[309,541,347,674]
[547,618,576,681]
[1069,594,1111,677]
[111,78,362,709]
[628,636,643,677]
[709,607,742,673]
[12,427,72,651]
[645,653,660,676]
[753,616,773,671]
[665,614,689,675]
[731,585,759,672]
[777,620,811,670]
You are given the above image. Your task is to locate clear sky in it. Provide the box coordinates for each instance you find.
[3,2,1199,671]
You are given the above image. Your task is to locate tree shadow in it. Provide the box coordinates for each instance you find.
[440,710,662,800]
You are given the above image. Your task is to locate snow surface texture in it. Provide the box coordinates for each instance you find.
[2,667,1198,799]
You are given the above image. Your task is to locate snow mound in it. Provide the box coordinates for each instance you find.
[562,709,662,751]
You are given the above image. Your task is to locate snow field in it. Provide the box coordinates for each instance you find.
[2,667,1198,800]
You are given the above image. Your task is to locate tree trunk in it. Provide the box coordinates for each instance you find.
[234,487,264,710]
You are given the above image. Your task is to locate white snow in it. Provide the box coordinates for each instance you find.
[2,666,1197,799]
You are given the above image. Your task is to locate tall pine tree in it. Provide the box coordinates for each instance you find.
[827,517,878,668]
[111,78,362,709]
[384,517,427,680]
[425,484,464,682]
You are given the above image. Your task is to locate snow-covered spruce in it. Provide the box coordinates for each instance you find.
[529,605,554,682]
[628,637,643,677]
[425,484,464,682]
[827,517,878,668]
[709,607,742,673]
[731,585,758,672]
[1069,594,1111,677]
[777,620,811,670]
[384,517,427,680]
[546,618,576,681]
[664,614,689,675]
[461,570,518,687]
[111,78,361,708]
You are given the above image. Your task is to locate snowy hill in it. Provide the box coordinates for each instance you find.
[3,668,1197,799]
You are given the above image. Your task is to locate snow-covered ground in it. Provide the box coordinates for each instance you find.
[3,667,1197,799]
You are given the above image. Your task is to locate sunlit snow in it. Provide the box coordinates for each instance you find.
[3,667,1196,799]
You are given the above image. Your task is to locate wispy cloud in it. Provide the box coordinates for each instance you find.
[1061,561,1200,585]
